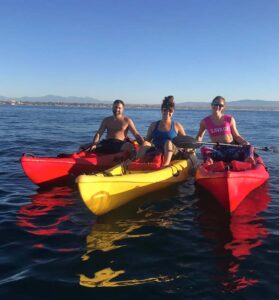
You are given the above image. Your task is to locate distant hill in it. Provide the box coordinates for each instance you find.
[176,101,208,107]
[16,95,108,103]
[228,99,279,107]
[177,99,279,108]
[1,96,279,110]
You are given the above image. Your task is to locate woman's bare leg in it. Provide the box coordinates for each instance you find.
[136,141,152,160]
[162,140,174,167]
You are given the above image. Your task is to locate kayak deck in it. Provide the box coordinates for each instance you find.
[20,151,130,186]
[195,157,269,212]
[77,155,197,216]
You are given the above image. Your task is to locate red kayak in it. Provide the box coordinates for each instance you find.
[21,150,130,187]
[195,156,269,213]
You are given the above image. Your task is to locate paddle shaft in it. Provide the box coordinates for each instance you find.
[172,135,276,152]
[196,141,271,152]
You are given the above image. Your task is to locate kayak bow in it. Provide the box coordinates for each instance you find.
[20,151,130,186]
[195,156,269,212]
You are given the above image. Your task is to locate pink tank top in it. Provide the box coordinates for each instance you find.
[203,115,232,137]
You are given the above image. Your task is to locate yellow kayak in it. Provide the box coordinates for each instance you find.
[77,154,196,216]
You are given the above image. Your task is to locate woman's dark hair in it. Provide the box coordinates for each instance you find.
[161,95,175,111]
[113,99,125,106]
[211,96,226,105]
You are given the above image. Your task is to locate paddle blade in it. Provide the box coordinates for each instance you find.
[172,136,201,149]
[267,146,278,153]
[255,145,278,153]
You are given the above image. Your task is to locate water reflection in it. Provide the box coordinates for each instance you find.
[79,221,169,287]
[196,183,271,292]
[79,188,186,288]
[16,187,77,250]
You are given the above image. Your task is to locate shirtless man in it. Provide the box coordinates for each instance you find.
[80,99,144,154]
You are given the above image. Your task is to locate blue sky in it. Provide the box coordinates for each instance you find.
[1,0,279,103]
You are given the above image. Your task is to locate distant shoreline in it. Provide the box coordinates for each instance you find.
[1,100,279,111]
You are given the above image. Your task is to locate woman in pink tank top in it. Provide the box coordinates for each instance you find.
[196,96,255,164]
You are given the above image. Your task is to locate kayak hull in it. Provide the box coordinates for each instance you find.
[195,157,269,212]
[77,155,196,216]
[20,151,130,187]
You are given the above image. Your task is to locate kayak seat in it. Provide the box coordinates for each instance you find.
[57,153,74,158]
[124,137,140,151]
[127,153,162,171]
[132,141,140,152]
[204,161,226,172]
[57,151,94,158]
[231,160,252,171]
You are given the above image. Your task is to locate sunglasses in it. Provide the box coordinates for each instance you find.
[212,103,224,108]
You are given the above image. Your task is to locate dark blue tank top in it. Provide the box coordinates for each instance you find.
[152,121,177,148]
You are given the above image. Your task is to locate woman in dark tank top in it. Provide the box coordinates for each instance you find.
[137,96,186,167]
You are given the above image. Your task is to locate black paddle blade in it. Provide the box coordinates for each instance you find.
[267,146,278,153]
[255,145,278,153]
[172,136,201,149]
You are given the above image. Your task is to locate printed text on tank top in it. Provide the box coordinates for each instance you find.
[203,115,232,137]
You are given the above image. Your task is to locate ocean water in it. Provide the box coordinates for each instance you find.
[0,105,278,299]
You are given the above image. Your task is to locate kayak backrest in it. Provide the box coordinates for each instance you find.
[127,152,162,171]
[124,137,140,151]
[230,160,252,171]
[204,160,254,172]
[204,161,226,172]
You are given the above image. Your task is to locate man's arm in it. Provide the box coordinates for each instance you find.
[128,118,145,145]
[90,119,107,150]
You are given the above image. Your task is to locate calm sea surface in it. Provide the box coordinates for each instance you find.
[0,105,278,299]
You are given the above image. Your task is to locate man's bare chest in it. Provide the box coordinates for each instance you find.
[107,120,128,132]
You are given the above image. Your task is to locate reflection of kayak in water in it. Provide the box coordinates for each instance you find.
[77,154,197,216]
[195,156,269,212]
[80,268,172,288]
[79,203,187,288]
[20,150,130,187]
[196,183,271,292]
[17,187,75,237]
[80,222,157,287]
[224,184,271,258]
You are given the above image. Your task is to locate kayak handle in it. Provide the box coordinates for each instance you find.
[171,166,180,177]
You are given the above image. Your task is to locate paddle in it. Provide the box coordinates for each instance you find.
[78,142,94,153]
[172,135,278,153]
[56,143,93,158]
